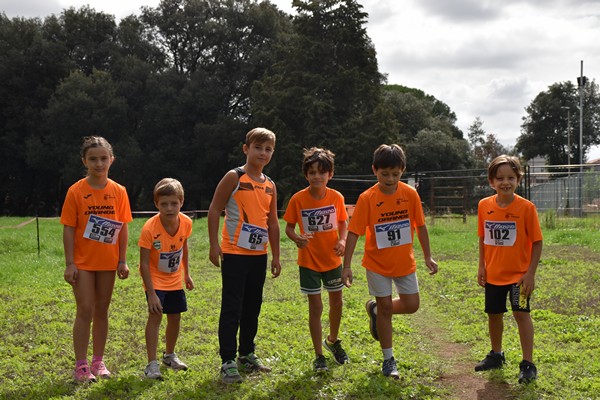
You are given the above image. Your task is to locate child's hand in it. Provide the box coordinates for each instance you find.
[334,238,346,257]
[271,260,281,278]
[477,266,486,287]
[147,293,163,314]
[294,233,311,248]
[64,263,78,285]
[425,257,438,275]
[185,275,195,290]
[341,267,353,288]
[117,262,129,279]
[209,245,223,267]
[517,272,535,297]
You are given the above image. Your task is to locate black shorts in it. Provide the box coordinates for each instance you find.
[484,283,530,314]
[146,289,187,314]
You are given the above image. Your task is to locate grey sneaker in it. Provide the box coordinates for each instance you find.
[474,351,505,371]
[365,300,379,341]
[237,352,271,373]
[144,360,163,380]
[313,355,328,373]
[323,339,349,365]
[162,352,188,371]
[518,360,537,384]
[382,357,399,379]
[221,360,243,384]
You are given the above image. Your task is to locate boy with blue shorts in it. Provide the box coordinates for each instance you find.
[139,178,194,380]
[284,147,349,372]
[342,144,438,378]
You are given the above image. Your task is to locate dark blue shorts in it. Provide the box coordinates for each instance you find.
[146,289,187,314]
[484,283,530,314]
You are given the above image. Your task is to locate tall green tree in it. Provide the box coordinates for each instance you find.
[467,117,508,167]
[517,80,600,165]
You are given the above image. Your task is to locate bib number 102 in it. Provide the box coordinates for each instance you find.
[488,229,509,240]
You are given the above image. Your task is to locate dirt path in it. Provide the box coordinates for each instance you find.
[411,311,515,400]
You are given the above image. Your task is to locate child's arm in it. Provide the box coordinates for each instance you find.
[183,239,194,290]
[477,236,486,287]
[207,170,239,267]
[117,223,129,280]
[334,219,348,257]
[140,247,162,314]
[285,222,310,248]
[416,225,438,275]
[63,225,77,285]
[341,231,359,287]
[518,240,543,296]
[268,185,281,278]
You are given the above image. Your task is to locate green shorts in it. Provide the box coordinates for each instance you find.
[299,265,343,295]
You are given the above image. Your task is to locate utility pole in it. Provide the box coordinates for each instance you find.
[561,106,571,175]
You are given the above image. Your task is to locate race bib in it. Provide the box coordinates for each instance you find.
[374,219,412,249]
[83,215,123,245]
[237,222,269,251]
[301,205,338,233]
[158,248,183,273]
[484,220,517,246]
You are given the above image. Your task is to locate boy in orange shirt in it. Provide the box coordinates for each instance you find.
[284,147,349,372]
[208,128,281,384]
[139,178,194,380]
[342,144,438,378]
[475,155,543,384]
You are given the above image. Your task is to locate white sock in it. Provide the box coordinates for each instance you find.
[382,348,394,360]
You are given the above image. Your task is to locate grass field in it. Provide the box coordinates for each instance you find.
[0,215,599,399]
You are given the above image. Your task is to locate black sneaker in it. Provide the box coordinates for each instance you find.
[365,299,379,341]
[323,338,349,365]
[518,360,537,384]
[474,350,505,371]
[313,355,328,373]
[237,352,271,373]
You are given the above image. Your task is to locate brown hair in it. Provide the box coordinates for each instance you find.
[80,136,113,159]
[487,155,523,182]
[302,147,335,176]
[372,144,406,171]
[153,178,185,203]
[245,127,276,147]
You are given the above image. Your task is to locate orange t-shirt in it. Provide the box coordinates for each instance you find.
[477,194,543,285]
[221,169,275,255]
[138,213,193,291]
[283,187,348,272]
[348,182,425,277]
[60,178,132,271]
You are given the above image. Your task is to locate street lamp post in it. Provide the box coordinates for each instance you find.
[561,106,571,176]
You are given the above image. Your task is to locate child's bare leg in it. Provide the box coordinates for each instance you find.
[513,311,534,361]
[391,293,420,315]
[308,294,324,355]
[91,271,116,358]
[73,270,96,361]
[488,313,504,352]
[375,296,394,349]
[327,290,343,342]
[145,312,162,361]
[165,313,181,354]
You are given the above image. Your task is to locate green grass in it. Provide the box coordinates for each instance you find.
[0,215,599,399]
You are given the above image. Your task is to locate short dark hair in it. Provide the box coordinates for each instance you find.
[372,144,406,170]
[302,147,335,176]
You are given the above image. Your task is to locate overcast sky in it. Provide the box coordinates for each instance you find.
[3,0,600,158]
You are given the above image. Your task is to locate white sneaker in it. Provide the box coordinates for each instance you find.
[144,360,163,380]
[162,352,188,371]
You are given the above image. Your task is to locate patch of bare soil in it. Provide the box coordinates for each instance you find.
[411,311,515,400]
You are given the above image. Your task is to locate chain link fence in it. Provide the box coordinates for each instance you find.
[330,163,600,218]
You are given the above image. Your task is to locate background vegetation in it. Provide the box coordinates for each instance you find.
[0,215,598,399]
[2,0,599,216]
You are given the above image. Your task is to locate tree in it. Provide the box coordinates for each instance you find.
[468,117,508,167]
[517,80,600,165]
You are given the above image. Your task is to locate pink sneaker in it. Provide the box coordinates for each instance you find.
[73,365,96,383]
[91,360,111,379]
